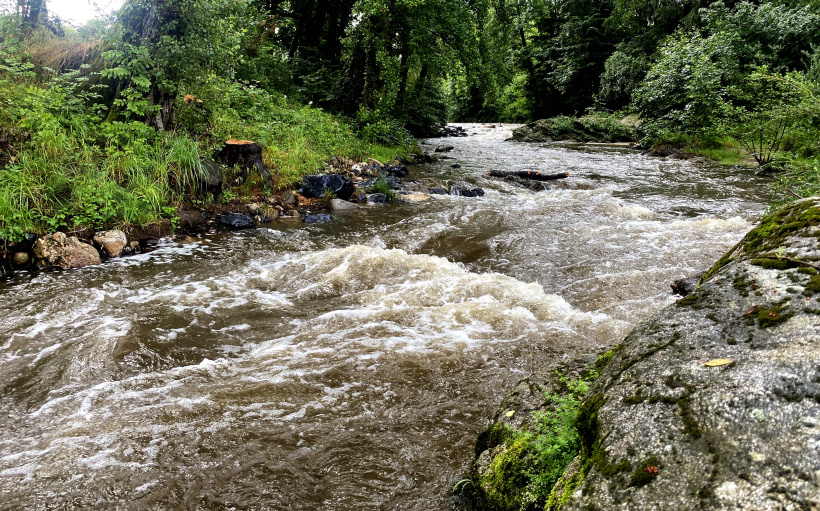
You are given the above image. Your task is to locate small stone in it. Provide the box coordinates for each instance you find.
[450,164,462,169]
[331,198,359,210]
[12,252,30,266]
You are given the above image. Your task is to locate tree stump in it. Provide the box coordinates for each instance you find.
[216,139,274,190]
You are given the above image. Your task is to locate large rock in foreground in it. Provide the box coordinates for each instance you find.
[470,198,820,510]
[34,233,101,269]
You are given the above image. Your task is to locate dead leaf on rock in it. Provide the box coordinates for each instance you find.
[703,358,733,367]
[743,306,758,316]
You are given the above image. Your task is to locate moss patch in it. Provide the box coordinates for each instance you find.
[479,435,534,511]
[750,257,799,270]
[594,344,623,371]
[754,303,795,329]
[476,422,511,458]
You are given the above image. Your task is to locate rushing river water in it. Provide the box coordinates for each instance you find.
[0,125,772,509]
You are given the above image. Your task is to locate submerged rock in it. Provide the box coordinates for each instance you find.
[219,213,256,230]
[449,181,485,197]
[435,145,455,153]
[300,175,355,200]
[428,186,449,195]
[304,213,332,224]
[34,232,101,269]
[469,198,820,511]
[93,230,128,258]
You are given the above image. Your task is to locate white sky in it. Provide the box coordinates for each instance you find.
[48,0,124,25]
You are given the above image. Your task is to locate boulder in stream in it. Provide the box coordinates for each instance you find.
[34,232,101,269]
[219,213,256,230]
[300,175,355,200]
[93,230,128,258]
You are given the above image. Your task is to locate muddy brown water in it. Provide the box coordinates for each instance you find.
[0,125,771,509]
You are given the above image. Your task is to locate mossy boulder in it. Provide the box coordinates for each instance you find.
[511,116,637,144]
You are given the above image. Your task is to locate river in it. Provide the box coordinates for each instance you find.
[0,124,771,509]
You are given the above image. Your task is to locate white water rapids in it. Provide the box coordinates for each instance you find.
[0,125,771,509]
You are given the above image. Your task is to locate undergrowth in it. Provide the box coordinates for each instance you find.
[0,23,416,246]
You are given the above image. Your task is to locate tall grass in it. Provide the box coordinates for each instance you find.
[0,27,417,245]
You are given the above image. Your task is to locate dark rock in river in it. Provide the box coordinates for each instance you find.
[435,145,455,153]
[219,213,256,230]
[178,208,208,234]
[670,275,702,297]
[384,164,409,177]
[304,213,332,224]
[300,175,355,200]
[469,198,820,510]
[366,193,388,204]
[449,181,485,197]
[428,187,449,195]
[450,164,462,169]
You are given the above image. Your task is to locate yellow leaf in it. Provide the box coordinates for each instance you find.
[505,410,515,417]
[703,358,733,367]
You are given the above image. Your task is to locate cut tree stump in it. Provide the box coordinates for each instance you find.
[216,139,273,189]
[488,170,569,181]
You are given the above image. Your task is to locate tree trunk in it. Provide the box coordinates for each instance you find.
[216,140,274,190]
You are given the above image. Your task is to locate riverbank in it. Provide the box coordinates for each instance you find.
[460,198,820,510]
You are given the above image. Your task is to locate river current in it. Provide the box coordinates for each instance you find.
[0,125,771,509]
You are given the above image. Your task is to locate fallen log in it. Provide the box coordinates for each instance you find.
[488,170,569,181]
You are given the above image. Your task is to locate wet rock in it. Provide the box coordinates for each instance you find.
[449,181,485,197]
[93,230,128,258]
[367,193,388,204]
[435,145,455,153]
[428,186,449,195]
[472,197,820,511]
[401,193,431,203]
[450,164,462,169]
[34,232,101,269]
[670,274,702,297]
[331,198,359,210]
[304,213,332,224]
[12,252,30,267]
[197,159,224,196]
[177,208,208,234]
[300,175,355,200]
[219,213,256,230]
[423,153,439,164]
[439,125,469,137]
[384,164,409,177]
[511,116,637,143]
